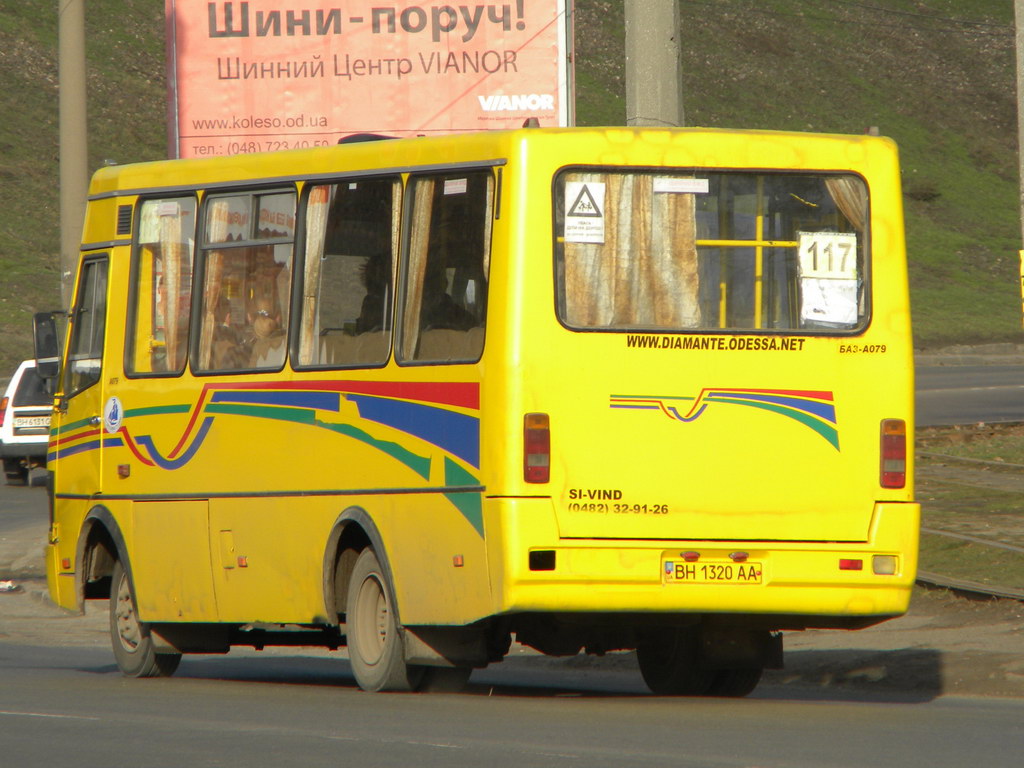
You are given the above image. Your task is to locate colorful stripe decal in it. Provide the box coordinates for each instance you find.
[49,381,480,473]
[48,380,483,537]
[133,417,216,470]
[611,387,839,449]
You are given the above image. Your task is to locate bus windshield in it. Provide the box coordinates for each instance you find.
[554,170,868,333]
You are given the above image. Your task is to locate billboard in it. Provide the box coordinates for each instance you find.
[166,0,573,158]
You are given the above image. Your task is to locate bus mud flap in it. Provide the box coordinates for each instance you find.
[403,626,490,667]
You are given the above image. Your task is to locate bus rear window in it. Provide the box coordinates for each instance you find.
[554,170,868,333]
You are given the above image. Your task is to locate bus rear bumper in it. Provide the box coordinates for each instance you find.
[486,499,920,628]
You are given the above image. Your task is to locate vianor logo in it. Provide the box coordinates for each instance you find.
[478,93,555,112]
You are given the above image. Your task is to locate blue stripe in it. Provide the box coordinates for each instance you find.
[346,395,480,468]
[210,390,341,412]
[51,438,103,460]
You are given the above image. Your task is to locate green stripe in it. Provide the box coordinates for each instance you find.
[54,415,95,434]
[206,402,431,479]
[54,404,192,436]
[125,404,192,417]
[443,457,484,537]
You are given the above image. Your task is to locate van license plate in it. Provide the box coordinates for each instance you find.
[663,560,762,584]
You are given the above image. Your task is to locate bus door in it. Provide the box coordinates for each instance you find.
[57,255,110,502]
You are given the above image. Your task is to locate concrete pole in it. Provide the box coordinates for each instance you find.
[58,0,88,311]
[624,0,684,127]
[1016,0,1024,245]
[1015,0,1024,326]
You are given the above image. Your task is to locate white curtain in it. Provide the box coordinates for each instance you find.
[401,179,434,359]
[199,200,230,368]
[825,177,867,232]
[299,185,332,364]
[563,173,700,328]
[159,208,187,371]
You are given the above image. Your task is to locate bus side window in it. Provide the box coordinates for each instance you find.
[297,178,399,368]
[64,258,108,397]
[195,191,296,373]
[399,171,492,363]
[126,197,196,375]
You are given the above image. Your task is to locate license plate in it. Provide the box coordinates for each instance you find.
[663,559,763,585]
[13,416,50,428]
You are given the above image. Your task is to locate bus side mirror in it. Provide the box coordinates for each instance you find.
[33,311,61,388]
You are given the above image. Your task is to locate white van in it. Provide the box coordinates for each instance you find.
[0,360,52,485]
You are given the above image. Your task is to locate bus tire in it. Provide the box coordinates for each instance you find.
[706,667,763,698]
[109,560,181,678]
[346,547,423,692]
[636,628,715,696]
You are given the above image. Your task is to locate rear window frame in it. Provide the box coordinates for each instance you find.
[551,164,874,338]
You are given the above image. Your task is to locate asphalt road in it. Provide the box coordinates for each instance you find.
[916,364,1024,426]
[1,639,1022,768]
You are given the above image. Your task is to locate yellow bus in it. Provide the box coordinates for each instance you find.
[34,126,918,696]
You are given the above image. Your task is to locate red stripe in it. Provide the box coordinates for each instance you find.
[710,388,833,401]
[169,385,213,459]
[54,427,101,447]
[209,379,480,409]
[119,427,155,466]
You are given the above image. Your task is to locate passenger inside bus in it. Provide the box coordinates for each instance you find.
[356,252,391,333]
[211,296,248,369]
[420,265,477,332]
[249,297,286,368]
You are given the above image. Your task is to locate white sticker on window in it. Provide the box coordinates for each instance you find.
[799,233,858,325]
[798,232,858,280]
[800,277,858,326]
[653,177,708,194]
[156,201,182,217]
[564,181,606,244]
[444,178,468,195]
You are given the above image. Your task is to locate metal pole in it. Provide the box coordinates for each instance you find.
[624,0,684,127]
[58,0,88,311]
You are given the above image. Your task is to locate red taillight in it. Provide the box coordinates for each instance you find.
[524,413,550,483]
[880,418,906,489]
[0,396,7,427]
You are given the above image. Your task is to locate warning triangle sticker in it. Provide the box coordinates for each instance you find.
[568,184,602,217]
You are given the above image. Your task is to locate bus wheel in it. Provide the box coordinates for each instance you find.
[346,548,423,692]
[417,665,473,693]
[109,560,181,678]
[636,628,715,696]
[706,668,763,698]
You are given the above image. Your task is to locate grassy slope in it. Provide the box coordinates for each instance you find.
[0,0,166,377]
[0,0,1019,375]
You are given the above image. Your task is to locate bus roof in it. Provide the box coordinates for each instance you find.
[88,126,898,199]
